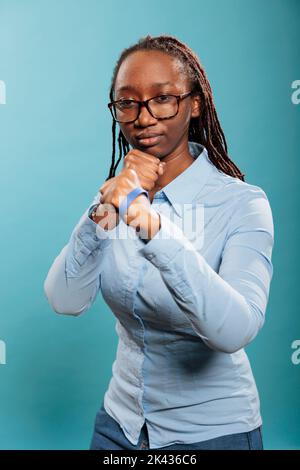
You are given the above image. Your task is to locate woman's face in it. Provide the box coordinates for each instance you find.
[113,50,200,158]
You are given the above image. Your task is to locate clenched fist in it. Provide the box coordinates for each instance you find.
[122,149,166,193]
[94,149,166,233]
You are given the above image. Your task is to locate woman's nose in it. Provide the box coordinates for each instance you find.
[135,103,158,126]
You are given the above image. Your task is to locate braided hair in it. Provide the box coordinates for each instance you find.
[106,34,245,181]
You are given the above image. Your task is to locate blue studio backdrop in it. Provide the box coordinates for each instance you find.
[0,0,299,449]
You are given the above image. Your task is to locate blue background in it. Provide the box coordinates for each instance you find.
[0,0,299,449]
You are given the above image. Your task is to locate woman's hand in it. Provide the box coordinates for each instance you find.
[99,169,147,210]
[99,169,161,241]
[122,149,166,191]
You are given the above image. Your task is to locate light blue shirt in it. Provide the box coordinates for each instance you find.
[44,141,274,449]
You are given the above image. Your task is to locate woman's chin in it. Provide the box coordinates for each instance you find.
[131,142,164,158]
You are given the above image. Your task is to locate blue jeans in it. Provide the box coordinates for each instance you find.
[89,402,264,450]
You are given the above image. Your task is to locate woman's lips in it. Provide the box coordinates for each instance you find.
[136,135,163,146]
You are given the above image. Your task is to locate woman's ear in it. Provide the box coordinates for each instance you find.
[191,94,201,118]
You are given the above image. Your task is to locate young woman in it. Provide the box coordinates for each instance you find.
[44,34,274,450]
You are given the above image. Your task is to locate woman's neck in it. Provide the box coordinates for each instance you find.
[148,146,195,202]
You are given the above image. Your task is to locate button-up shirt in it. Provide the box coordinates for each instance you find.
[44,141,274,448]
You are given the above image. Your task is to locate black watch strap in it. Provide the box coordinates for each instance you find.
[88,203,100,220]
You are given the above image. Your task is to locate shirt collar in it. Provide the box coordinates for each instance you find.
[157,141,215,218]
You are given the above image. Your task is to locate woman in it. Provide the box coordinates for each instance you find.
[44,34,274,450]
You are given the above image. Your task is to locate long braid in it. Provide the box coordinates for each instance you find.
[106,34,245,181]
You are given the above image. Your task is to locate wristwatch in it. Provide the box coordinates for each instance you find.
[88,203,120,225]
[88,203,100,222]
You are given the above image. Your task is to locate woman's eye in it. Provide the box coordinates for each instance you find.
[117,100,135,109]
[155,95,171,103]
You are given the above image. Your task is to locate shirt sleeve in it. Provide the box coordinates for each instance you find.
[43,192,113,316]
[137,188,274,353]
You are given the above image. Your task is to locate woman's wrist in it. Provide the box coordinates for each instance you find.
[125,202,161,241]
[89,203,120,231]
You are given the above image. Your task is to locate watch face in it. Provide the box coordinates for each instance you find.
[89,204,99,218]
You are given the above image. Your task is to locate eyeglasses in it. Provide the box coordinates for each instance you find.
[107,91,193,123]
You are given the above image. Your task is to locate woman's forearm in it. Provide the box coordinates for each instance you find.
[44,210,111,316]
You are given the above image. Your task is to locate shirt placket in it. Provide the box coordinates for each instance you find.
[122,238,148,435]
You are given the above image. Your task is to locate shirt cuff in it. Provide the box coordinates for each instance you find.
[137,212,194,269]
[68,209,113,267]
